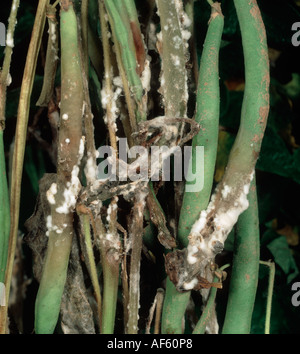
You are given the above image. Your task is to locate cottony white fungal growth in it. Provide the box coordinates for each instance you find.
[141,58,151,93]
[84,152,98,183]
[55,165,81,214]
[6,32,14,48]
[101,78,122,132]
[187,172,254,263]
[182,277,198,291]
[62,113,69,120]
[6,73,12,86]
[46,183,58,205]
[221,185,231,199]
[55,137,85,214]
[171,54,180,66]
[49,21,58,56]
[46,215,53,237]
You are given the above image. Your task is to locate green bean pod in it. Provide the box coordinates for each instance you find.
[222,177,259,334]
[35,1,84,334]
[178,2,224,248]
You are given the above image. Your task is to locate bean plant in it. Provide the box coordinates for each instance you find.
[0,0,272,334]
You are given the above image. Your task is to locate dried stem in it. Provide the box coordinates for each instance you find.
[76,206,102,332]
[146,288,165,334]
[36,5,58,107]
[81,0,89,76]
[98,0,118,151]
[193,263,230,334]
[97,196,120,334]
[259,260,275,334]
[104,0,147,124]
[155,0,188,119]
[0,1,20,320]
[1,0,48,334]
[127,190,148,334]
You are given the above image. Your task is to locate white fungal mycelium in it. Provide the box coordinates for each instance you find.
[55,137,85,214]
[6,73,12,87]
[55,165,81,214]
[171,54,180,66]
[182,277,198,291]
[141,58,151,94]
[101,78,122,132]
[221,185,231,199]
[46,182,58,205]
[6,31,14,48]
[84,151,98,183]
[187,171,254,263]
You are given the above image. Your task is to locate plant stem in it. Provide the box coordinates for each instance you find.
[0,0,19,296]
[260,260,275,334]
[95,197,120,334]
[36,5,58,107]
[104,0,146,124]
[193,263,230,334]
[101,255,119,334]
[0,0,20,128]
[127,192,147,334]
[0,7,20,290]
[98,0,118,151]
[161,278,190,334]
[1,0,48,335]
[52,0,60,8]
[81,0,89,76]
[153,288,164,334]
[80,212,102,331]
[156,0,188,119]
[0,131,10,285]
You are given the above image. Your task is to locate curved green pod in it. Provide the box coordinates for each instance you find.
[178,2,224,248]
[222,177,259,334]
[35,1,84,334]
[222,0,269,179]
[161,3,224,334]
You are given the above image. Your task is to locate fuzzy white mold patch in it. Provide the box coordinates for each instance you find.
[55,166,81,214]
[84,153,98,183]
[46,183,58,205]
[55,137,85,214]
[182,277,198,291]
[6,31,14,48]
[141,58,151,93]
[187,173,254,262]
